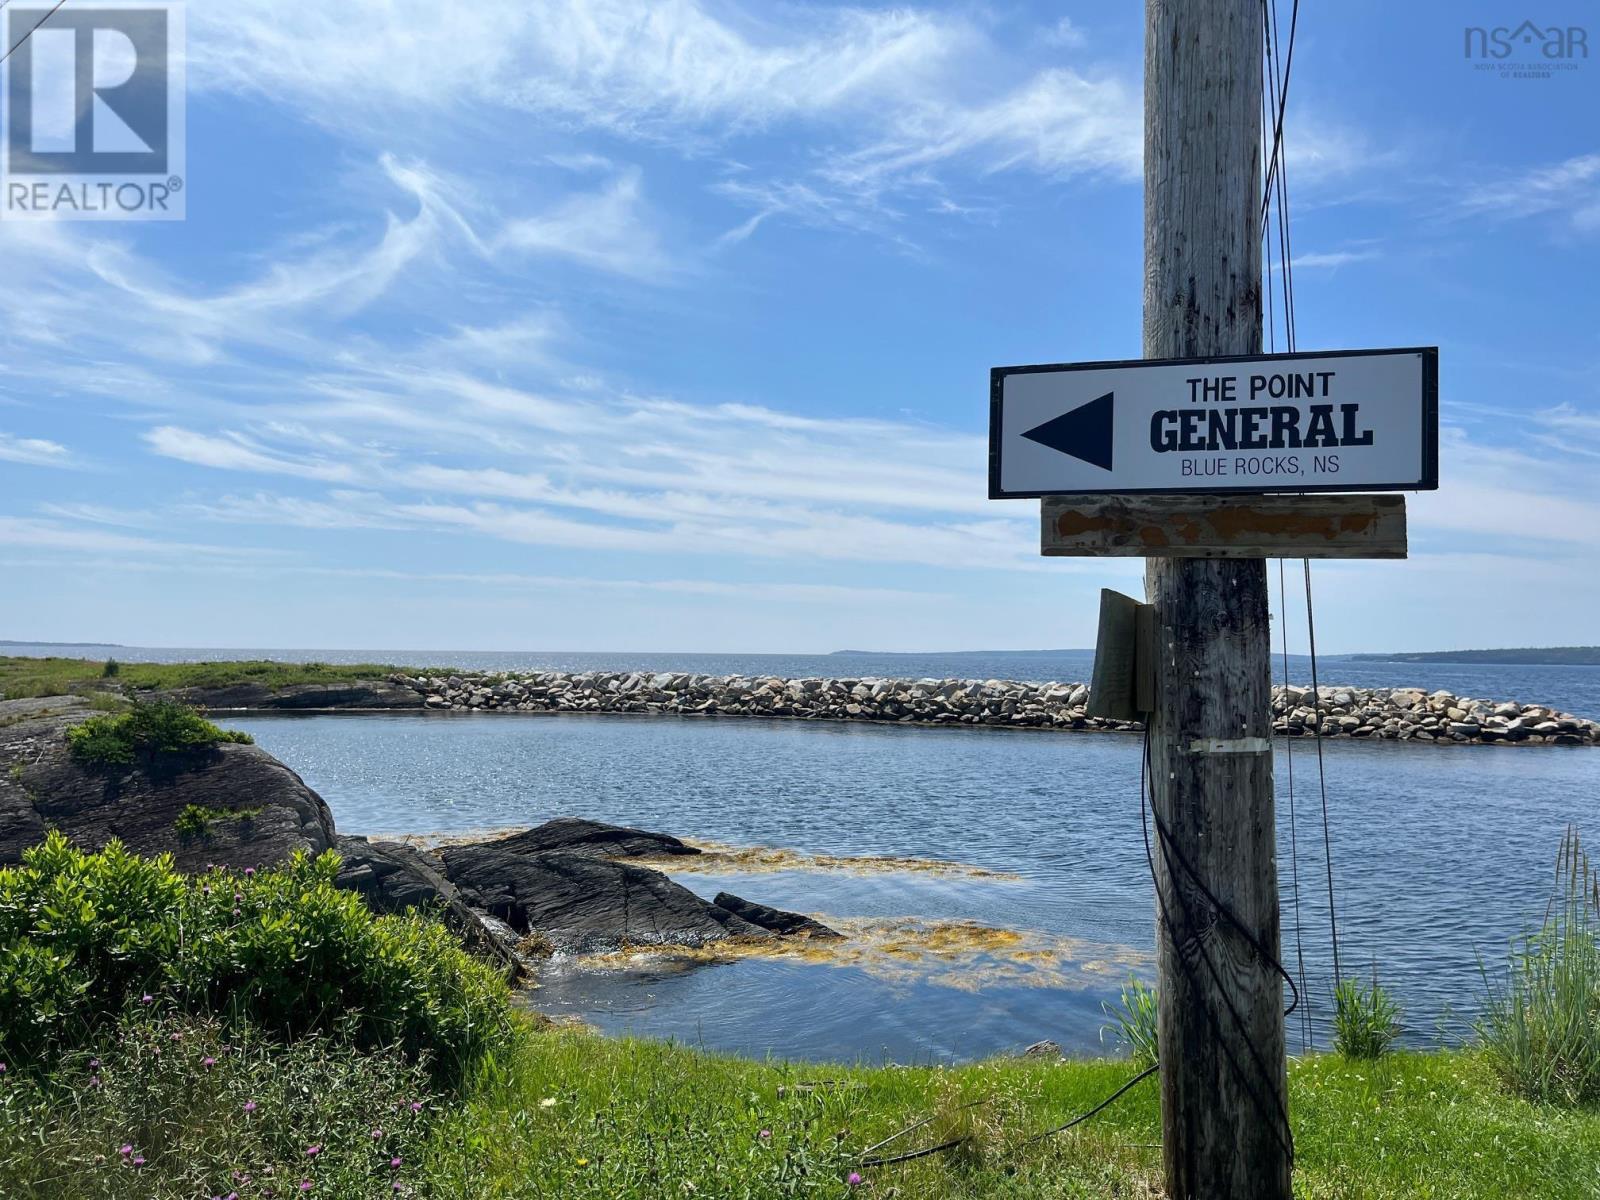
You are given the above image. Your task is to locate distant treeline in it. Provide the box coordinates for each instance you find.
[1352,647,1600,666]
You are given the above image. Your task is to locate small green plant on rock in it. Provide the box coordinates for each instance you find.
[65,698,252,767]
[1333,971,1402,1060]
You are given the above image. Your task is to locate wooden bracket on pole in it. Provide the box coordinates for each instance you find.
[1087,589,1157,721]
[1041,493,1406,559]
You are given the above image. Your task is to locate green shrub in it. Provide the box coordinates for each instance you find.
[0,1012,437,1200]
[0,834,510,1078]
[100,658,120,678]
[1332,972,1401,1059]
[1101,976,1159,1066]
[1478,825,1600,1105]
[65,699,252,767]
[172,804,263,839]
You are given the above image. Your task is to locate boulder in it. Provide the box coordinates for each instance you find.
[486,816,701,860]
[332,835,522,975]
[439,845,770,951]
[0,699,334,872]
[711,892,842,940]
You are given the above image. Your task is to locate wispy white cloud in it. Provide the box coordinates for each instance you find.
[0,517,281,559]
[0,432,74,468]
[1457,152,1600,234]
[1290,248,1380,269]
[144,428,358,482]
[494,169,672,279]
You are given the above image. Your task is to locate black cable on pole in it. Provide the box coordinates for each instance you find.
[1,0,67,64]
[1301,561,1343,986]
[1140,731,1298,1165]
[1260,0,1301,225]
[1277,559,1313,1052]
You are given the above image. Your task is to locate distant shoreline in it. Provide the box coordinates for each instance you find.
[1352,647,1600,667]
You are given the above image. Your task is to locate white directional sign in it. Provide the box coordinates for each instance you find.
[989,347,1437,498]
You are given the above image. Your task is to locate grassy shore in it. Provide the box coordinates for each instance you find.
[8,1019,1596,1199]
[0,655,410,700]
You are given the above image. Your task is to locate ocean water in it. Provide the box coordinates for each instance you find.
[13,641,1596,1063]
[225,708,1598,1065]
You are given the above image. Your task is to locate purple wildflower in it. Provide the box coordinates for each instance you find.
[410,1101,422,1113]
[370,1128,383,1140]
[759,1129,771,1140]
[119,1145,133,1157]
[88,1058,100,1069]
[132,1156,146,1167]
[202,1056,216,1068]
[847,1172,862,1187]
[245,867,255,878]
[89,1075,102,1088]
[140,994,153,1005]
[243,1101,257,1114]
[299,1182,311,1193]
[390,1157,402,1169]
[305,1145,322,1158]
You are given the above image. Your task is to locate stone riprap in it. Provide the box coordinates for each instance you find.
[388,672,1600,746]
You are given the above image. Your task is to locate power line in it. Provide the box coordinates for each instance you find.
[1,0,68,65]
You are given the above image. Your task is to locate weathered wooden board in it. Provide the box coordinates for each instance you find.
[1040,493,1406,559]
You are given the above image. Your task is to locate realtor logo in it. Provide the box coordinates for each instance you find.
[2,2,185,219]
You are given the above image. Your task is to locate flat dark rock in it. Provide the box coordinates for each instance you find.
[333,835,522,976]
[440,844,768,952]
[712,891,842,940]
[483,816,701,860]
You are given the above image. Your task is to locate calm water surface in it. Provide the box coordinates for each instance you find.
[229,710,1598,1065]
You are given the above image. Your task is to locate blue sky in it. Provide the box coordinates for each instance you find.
[2,0,1597,654]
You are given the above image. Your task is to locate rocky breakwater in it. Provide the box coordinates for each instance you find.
[390,671,1600,746]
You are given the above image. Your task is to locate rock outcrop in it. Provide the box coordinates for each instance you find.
[171,679,421,712]
[439,843,768,951]
[0,697,335,872]
[332,834,520,972]
[383,671,1600,746]
[712,891,842,940]
[486,816,700,860]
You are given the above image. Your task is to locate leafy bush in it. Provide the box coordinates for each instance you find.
[0,1012,437,1200]
[1332,972,1401,1059]
[100,658,120,678]
[0,834,510,1078]
[1478,826,1600,1105]
[65,699,252,767]
[1101,976,1158,1066]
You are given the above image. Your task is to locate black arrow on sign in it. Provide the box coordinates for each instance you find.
[1021,391,1115,471]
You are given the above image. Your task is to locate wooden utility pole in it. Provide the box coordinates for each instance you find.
[1143,1,1291,1197]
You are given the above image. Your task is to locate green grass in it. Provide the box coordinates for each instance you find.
[1334,973,1403,1061]
[1479,826,1600,1105]
[407,1029,1600,1200]
[8,1019,1593,1199]
[0,656,425,701]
